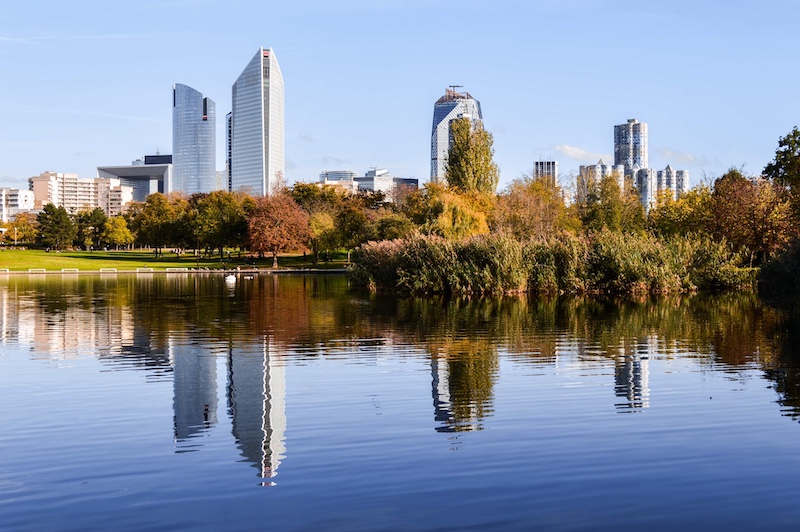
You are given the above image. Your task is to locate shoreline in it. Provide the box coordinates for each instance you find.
[0,268,349,275]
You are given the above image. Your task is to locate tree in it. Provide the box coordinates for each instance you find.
[290,182,348,215]
[445,117,500,196]
[710,168,796,265]
[194,190,251,257]
[648,185,712,238]
[101,216,134,250]
[764,126,800,187]
[336,203,378,258]
[37,204,76,250]
[581,172,644,233]
[424,185,490,240]
[764,126,800,214]
[309,211,338,263]
[248,193,310,267]
[75,207,108,250]
[130,193,188,255]
[376,213,414,240]
[403,183,489,241]
[6,212,37,245]
[492,172,573,239]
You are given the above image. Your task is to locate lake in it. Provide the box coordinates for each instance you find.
[1,273,800,530]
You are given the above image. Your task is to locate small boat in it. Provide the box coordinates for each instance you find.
[225,274,236,284]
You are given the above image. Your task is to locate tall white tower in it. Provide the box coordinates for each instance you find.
[614,118,648,171]
[231,47,285,195]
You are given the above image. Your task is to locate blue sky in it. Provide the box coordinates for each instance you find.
[1,0,799,192]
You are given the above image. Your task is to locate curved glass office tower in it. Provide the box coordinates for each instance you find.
[430,87,482,182]
[172,84,216,194]
[230,47,285,195]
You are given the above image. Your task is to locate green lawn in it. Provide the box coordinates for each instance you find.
[0,248,350,271]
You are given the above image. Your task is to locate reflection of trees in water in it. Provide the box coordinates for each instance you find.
[8,274,800,424]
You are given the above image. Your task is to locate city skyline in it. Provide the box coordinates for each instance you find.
[1,1,799,191]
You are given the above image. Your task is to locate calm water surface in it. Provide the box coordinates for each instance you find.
[2,273,800,530]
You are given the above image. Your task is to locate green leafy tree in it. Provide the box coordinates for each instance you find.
[336,204,377,258]
[581,172,644,233]
[764,126,800,187]
[290,182,348,215]
[130,193,188,255]
[648,186,712,238]
[37,204,77,250]
[75,207,108,250]
[248,193,310,267]
[309,211,338,263]
[446,117,500,196]
[764,126,800,214]
[376,213,414,240]
[101,216,134,250]
[194,190,251,257]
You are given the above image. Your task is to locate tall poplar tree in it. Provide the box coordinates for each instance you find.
[445,117,500,196]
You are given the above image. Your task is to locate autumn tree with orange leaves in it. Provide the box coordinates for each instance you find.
[248,193,310,268]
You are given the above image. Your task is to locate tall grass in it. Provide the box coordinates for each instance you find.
[349,231,755,295]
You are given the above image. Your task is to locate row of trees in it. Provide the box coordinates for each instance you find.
[4,120,800,275]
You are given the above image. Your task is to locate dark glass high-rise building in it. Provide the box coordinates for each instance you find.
[172,83,217,194]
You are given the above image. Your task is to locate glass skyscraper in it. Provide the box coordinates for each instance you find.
[172,84,216,194]
[430,87,482,182]
[230,47,285,196]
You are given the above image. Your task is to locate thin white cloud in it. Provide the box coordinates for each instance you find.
[297,134,315,143]
[0,102,165,123]
[554,144,611,164]
[321,156,352,167]
[657,148,712,166]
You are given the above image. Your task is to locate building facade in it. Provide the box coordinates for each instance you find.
[430,87,482,183]
[97,156,173,202]
[533,161,559,184]
[319,170,359,182]
[318,168,419,202]
[614,119,648,170]
[577,160,625,204]
[0,188,35,223]
[172,84,217,194]
[230,47,285,195]
[28,172,133,216]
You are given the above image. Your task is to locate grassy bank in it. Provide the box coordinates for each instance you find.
[0,248,349,271]
[349,231,756,296]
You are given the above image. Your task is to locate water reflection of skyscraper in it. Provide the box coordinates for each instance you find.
[227,337,286,482]
[614,343,651,412]
[430,351,496,434]
[171,339,219,447]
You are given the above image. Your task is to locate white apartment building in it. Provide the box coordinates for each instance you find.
[577,159,625,204]
[29,172,133,216]
[614,119,649,170]
[0,188,35,223]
